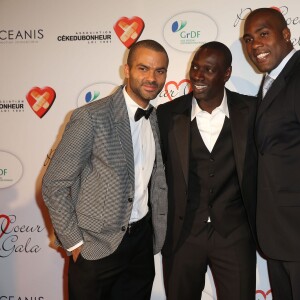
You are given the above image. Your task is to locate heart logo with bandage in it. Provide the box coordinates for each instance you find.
[256,289,272,300]
[165,79,192,101]
[0,214,11,238]
[26,86,56,118]
[114,16,144,48]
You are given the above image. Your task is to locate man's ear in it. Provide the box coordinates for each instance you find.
[224,66,232,83]
[283,27,291,41]
[124,64,130,79]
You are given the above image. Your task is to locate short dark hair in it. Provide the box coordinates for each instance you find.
[199,41,232,69]
[247,7,288,30]
[127,39,169,67]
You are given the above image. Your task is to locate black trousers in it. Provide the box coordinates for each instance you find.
[68,216,155,300]
[163,222,256,300]
[267,259,300,300]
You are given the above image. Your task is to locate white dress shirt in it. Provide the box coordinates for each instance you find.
[191,89,229,152]
[123,88,155,223]
[190,90,229,223]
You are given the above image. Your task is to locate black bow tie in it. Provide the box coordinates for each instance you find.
[134,107,153,122]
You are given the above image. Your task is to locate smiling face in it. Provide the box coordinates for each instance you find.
[124,47,168,108]
[243,9,293,73]
[189,47,231,107]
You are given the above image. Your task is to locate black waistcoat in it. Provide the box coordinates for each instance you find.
[184,118,247,237]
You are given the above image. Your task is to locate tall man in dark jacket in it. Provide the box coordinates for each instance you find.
[243,8,300,299]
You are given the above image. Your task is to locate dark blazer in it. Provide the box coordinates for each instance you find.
[42,86,168,260]
[255,50,300,261]
[157,89,257,256]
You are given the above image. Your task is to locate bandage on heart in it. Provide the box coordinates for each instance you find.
[114,17,144,48]
[26,86,56,118]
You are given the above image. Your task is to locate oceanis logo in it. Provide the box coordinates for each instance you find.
[0,29,44,44]
[114,16,144,48]
[26,86,56,118]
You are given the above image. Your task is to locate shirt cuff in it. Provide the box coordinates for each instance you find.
[67,240,84,252]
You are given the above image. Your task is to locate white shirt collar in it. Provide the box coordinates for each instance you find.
[191,88,229,120]
[268,49,297,80]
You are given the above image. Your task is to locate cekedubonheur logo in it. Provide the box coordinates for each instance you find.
[163,12,218,52]
[0,151,23,189]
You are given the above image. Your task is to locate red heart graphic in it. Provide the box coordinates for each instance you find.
[165,79,192,101]
[26,86,56,118]
[0,214,11,238]
[256,289,272,300]
[113,16,144,48]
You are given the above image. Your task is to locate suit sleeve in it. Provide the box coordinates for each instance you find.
[42,107,94,250]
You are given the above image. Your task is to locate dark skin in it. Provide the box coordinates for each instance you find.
[243,9,294,73]
[189,47,232,114]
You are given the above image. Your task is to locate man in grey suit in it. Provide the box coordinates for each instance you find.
[42,39,168,300]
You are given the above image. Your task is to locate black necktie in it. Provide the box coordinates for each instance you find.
[134,107,153,122]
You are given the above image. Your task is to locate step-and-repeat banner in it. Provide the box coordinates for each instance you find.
[1,1,299,299]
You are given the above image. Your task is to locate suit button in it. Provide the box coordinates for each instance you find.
[179,216,183,220]
[209,173,214,177]
[209,188,214,194]
[128,198,133,203]
[210,157,215,162]
[121,226,126,231]
[208,204,212,208]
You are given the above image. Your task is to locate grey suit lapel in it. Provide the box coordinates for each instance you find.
[111,87,135,192]
[149,106,160,165]
[227,90,248,184]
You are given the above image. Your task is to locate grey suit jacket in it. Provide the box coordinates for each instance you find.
[42,86,168,260]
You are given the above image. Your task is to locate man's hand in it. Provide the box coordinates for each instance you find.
[72,246,82,262]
